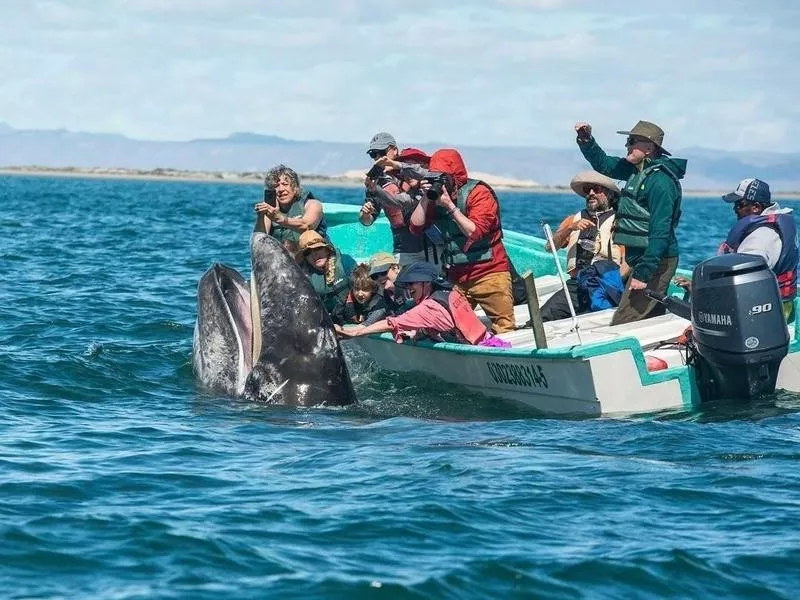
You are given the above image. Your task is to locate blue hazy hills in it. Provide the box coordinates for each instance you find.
[1,123,798,191]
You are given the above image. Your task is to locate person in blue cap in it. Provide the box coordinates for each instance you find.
[336,262,511,347]
[676,178,798,321]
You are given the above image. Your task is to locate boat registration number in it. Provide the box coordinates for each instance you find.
[486,362,548,389]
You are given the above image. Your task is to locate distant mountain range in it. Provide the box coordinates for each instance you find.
[1,122,799,191]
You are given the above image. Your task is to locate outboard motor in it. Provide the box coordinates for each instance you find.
[648,254,790,401]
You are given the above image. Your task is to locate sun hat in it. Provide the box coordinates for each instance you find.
[616,120,671,156]
[367,132,397,153]
[297,230,330,254]
[368,251,396,277]
[395,262,441,284]
[722,178,771,204]
[569,170,621,198]
[398,147,431,165]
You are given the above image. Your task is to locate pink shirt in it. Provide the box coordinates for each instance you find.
[386,298,454,343]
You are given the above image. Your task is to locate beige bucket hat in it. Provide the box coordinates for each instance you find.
[569,170,621,198]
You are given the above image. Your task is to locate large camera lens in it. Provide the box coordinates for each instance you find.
[425,182,442,200]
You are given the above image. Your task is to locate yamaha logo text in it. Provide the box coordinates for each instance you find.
[697,311,732,326]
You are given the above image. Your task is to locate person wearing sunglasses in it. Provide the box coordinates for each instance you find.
[715,179,795,321]
[366,251,405,314]
[574,120,687,325]
[539,170,625,322]
[336,262,510,348]
[360,133,437,267]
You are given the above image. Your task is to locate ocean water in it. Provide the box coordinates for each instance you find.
[2,174,800,599]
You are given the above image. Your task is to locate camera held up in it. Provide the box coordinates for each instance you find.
[423,172,453,201]
[365,163,385,180]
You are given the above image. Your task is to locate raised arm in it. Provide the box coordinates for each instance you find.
[574,122,636,181]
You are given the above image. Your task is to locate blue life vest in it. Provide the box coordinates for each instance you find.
[722,212,798,301]
[575,260,625,311]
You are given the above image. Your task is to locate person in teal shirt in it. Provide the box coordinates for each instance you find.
[574,120,687,325]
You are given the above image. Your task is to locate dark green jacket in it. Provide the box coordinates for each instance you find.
[302,249,354,314]
[579,138,687,282]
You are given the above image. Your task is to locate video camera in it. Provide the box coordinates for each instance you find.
[422,172,453,200]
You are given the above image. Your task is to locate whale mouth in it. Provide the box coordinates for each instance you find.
[212,264,253,378]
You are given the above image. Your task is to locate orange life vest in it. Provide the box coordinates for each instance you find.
[429,289,487,344]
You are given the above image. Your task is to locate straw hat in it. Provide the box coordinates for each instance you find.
[297,231,331,255]
[569,170,621,198]
[368,251,397,277]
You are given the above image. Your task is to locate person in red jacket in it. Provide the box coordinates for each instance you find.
[408,149,515,333]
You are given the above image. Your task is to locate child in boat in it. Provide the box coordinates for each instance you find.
[336,262,511,347]
[331,264,388,326]
[366,251,405,314]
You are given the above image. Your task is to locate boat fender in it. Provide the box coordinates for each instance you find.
[645,355,669,372]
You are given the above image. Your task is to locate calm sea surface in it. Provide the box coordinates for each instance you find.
[2,174,800,599]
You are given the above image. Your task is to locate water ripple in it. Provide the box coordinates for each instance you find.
[2,175,800,598]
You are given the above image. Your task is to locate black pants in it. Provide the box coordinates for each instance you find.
[539,279,590,322]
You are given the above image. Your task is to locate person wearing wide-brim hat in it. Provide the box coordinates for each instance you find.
[295,230,353,315]
[573,119,688,325]
[538,170,625,322]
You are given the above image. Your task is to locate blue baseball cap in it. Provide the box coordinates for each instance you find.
[395,262,440,284]
[722,178,771,204]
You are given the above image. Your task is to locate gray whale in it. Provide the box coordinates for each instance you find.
[192,232,356,406]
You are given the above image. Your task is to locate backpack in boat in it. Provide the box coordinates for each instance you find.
[509,262,528,306]
[575,260,624,311]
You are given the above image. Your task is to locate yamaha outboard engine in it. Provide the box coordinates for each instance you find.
[649,254,790,401]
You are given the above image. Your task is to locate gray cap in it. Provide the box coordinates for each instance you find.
[367,132,397,153]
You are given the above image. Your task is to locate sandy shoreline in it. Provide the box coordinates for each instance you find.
[1,166,799,198]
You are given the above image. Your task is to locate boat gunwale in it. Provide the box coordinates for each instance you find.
[326,202,800,411]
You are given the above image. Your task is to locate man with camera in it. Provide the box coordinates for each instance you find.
[359,132,432,267]
[408,149,515,334]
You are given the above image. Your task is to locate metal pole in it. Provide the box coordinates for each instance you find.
[523,270,548,349]
[542,223,583,344]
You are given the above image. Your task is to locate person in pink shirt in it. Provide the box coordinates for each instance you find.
[337,262,511,347]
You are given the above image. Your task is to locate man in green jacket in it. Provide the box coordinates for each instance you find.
[574,120,688,325]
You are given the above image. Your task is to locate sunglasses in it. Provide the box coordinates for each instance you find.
[368,149,388,159]
[734,199,756,211]
[583,184,607,196]
[625,136,649,147]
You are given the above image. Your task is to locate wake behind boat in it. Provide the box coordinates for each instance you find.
[324,204,800,416]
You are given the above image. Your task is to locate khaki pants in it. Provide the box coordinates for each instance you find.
[455,271,516,334]
[611,256,678,326]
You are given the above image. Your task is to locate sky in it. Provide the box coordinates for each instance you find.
[1,0,799,152]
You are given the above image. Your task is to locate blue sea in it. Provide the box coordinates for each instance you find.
[2,174,800,599]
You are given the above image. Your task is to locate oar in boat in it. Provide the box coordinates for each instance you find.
[542,223,584,344]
